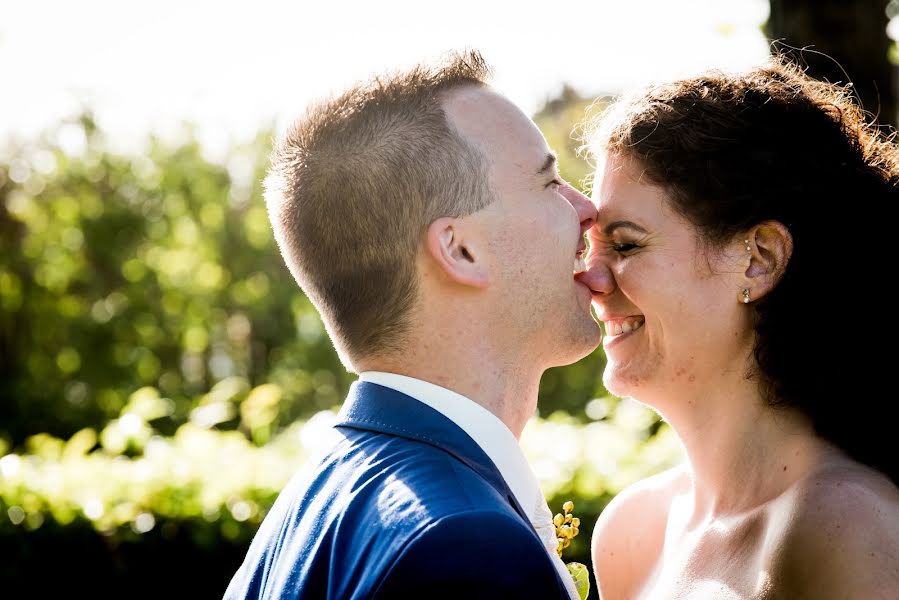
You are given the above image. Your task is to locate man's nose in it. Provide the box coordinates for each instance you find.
[561,184,596,234]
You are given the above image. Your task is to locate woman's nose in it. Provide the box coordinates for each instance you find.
[577,234,616,296]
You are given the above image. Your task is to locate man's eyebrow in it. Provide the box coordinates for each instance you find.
[602,220,647,236]
[536,152,557,176]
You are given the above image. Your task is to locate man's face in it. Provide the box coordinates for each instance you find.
[442,86,601,366]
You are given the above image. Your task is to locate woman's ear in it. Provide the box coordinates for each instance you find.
[425,217,490,288]
[740,220,793,303]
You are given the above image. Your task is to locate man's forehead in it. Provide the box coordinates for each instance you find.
[443,87,551,169]
[442,84,504,111]
[442,87,517,136]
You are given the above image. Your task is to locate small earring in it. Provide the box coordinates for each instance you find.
[741,288,751,304]
[744,239,751,253]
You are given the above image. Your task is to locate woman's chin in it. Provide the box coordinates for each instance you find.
[603,366,655,401]
[602,370,631,399]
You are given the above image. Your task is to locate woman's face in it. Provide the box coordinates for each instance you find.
[579,155,750,405]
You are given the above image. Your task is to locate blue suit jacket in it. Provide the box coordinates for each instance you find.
[223,381,571,599]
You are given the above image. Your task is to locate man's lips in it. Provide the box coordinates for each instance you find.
[573,238,588,275]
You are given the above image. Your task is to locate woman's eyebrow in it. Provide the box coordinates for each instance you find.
[602,220,647,236]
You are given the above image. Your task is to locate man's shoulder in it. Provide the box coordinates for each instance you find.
[374,509,567,599]
[327,425,512,506]
[282,426,525,550]
[400,508,546,552]
[225,430,538,600]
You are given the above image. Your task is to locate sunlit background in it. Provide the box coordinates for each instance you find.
[2,0,771,162]
[1,1,895,598]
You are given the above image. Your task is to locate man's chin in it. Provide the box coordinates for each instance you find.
[574,278,593,312]
[581,319,604,355]
[549,318,603,367]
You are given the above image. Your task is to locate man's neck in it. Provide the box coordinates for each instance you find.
[359,353,542,439]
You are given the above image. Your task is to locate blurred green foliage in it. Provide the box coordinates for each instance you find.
[0,382,682,597]
[0,113,357,448]
[0,91,681,598]
[1,100,618,448]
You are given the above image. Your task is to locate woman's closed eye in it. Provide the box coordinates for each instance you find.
[610,241,640,254]
[587,226,644,256]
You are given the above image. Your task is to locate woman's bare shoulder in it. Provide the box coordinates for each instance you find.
[786,458,899,540]
[771,459,899,597]
[595,463,689,534]
[591,464,689,600]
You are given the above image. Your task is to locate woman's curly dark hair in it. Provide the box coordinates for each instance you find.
[584,55,899,485]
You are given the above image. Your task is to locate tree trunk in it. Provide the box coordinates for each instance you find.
[766,0,896,129]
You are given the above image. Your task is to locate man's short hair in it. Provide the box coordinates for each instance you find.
[264,50,494,369]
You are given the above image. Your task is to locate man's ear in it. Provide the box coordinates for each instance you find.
[425,217,490,288]
[741,220,793,302]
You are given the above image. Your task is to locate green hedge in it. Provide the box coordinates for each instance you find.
[0,381,683,598]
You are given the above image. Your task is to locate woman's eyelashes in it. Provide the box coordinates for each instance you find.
[589,238,641,255]
[611,241,640,254]
[584,238,642,263]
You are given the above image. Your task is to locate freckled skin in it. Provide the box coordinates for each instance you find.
[583,158,747,408]
[583,155,899,599]
[592,462,899,600]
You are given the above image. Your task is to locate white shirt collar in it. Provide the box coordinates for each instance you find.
[357,371,543,520]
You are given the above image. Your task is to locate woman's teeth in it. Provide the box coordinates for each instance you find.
[606,319,645,336]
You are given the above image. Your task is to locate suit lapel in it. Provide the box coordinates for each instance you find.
[335,381,533,523]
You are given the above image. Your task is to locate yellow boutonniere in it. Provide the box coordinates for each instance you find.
[554,500,590,600]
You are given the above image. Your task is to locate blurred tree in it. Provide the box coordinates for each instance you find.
[532,84,615,191]
[0,96,634,449]
[0,115,355,448]
[766,0,897,128]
